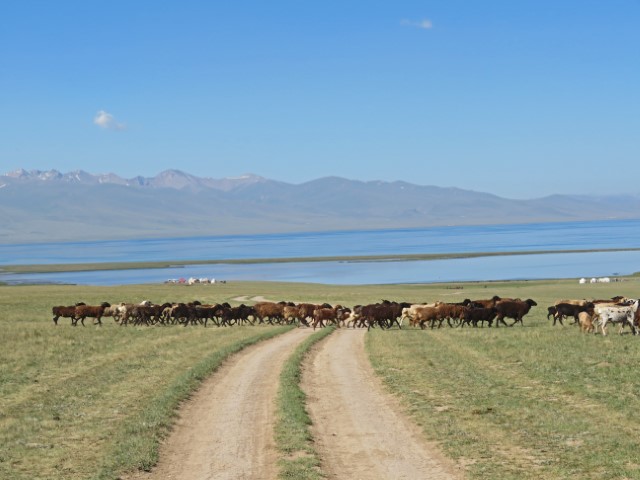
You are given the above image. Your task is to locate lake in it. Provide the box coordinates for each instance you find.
[1,219,640,285]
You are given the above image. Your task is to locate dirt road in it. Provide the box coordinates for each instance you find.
[128,328,313,480]
[128,326,461,480]
[302,329,462,480]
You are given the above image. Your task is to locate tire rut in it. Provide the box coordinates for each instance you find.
[127,328,313,480]
[302,329,463,480]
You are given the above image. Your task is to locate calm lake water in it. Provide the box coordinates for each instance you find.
[1,219,640,285]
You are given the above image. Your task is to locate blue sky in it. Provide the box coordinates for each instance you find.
[1,1,638,199]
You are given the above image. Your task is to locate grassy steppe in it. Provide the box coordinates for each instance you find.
[366,278,640,479]
[0,283,293,480]
[2,278,640,479]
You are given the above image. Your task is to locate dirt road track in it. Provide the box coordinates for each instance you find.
[128,328,313,480]
[303,329,463,480]
[127,327,462,480]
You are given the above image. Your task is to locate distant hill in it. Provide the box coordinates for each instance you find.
[1,168,639,244]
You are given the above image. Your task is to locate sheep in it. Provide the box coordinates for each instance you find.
[494,299,537,327]
[578,311,595,333]
[52,305,78,326]
[73,302,111,326]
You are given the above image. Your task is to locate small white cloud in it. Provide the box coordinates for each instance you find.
[93,110,126,131]
[401,18,433,30]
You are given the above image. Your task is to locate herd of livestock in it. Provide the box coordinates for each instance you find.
[52,295,640,336]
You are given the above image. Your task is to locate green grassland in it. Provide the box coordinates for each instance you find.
[0,283,293,480]
[366,278,640,479]
[2,278,640,479]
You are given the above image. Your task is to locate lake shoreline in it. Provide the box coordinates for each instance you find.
[3,247,640,274]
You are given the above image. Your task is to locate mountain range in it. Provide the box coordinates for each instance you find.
[2,168,639,244]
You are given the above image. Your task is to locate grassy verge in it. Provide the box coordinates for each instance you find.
[275,327,335,479]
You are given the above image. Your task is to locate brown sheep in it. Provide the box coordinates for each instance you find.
[359,301,410,330]
[311,306,341,330]
[52,305,78,325]
[436,303,467,328]
[294,303,322,326]
[252,302,285,324]
[282,304,303,325]
[578,311,595,333]
[461,306,497,327]
[401,302,441,327]
[470,295,502,308]
[412,306,443,330]
[73,302,111,326]
[494,299,537,327]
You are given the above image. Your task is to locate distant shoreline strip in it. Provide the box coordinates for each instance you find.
[2,248,640,274]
